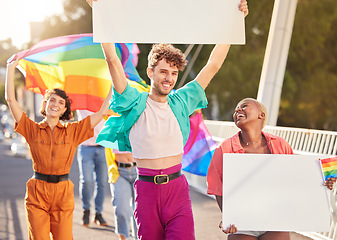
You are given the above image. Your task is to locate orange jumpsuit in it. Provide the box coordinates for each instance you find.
[15,112,93,240]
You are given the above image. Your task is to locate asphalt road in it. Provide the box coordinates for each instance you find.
[0,139,311,240]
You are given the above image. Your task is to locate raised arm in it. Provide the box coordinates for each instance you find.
[101,43,128,94]
[195,44,231,89]
[5,57,24,123]
[89,85,112,128]
[195,0,248,89]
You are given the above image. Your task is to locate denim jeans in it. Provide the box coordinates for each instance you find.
[77,145,108,213]
[110,166,137,239]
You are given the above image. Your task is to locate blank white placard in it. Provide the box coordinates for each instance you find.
[222,154,330,232]
[93,0,245,44]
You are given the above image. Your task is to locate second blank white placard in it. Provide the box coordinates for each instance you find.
[222,154,330,232]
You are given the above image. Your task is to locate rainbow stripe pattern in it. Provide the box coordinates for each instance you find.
[13,33,149,112]
[182,111,217,176]
[320,157,337,180]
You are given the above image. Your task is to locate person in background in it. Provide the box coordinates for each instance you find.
[105,149,137,240]
[5,56,111,239]
[207,98,336,240]
[77,109,108,226]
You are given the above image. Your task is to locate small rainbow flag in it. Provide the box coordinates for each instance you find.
[12,33,149,112]
[320,156,337,180]
[182,111,217,176]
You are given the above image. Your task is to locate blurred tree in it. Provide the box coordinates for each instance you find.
[40,0,93,40]
[0,39,18,66]
[0,39,20,104]
[0,82,5,104]
[279,0,337,130]
[31,0,337,130]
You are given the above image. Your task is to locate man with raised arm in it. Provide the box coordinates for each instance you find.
[87,1,248,239]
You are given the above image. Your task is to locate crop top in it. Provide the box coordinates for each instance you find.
[96,80,208,152]
[129,97,183,159]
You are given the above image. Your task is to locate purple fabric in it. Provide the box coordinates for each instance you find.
[135,164,195,240]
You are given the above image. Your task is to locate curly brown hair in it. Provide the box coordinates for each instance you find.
[147,44,187,71]
[40,88,73,121]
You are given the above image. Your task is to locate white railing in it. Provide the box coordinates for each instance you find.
[184,120,337,240]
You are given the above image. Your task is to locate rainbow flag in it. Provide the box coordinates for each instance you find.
[320,157,337,180]
[12,33,149,112]
[182,111,217,176]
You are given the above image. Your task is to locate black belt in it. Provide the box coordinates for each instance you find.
[33,172,69,183]
[116,161,136,168]
[138,170,182,185]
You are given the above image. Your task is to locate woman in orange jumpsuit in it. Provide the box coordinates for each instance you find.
[5,57,112,240]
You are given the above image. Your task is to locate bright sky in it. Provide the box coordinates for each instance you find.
[0,0,64,49]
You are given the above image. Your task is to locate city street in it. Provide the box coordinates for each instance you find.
[0,139,310,240]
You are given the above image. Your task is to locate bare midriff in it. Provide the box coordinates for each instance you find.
[115,152,134,163]
[135,153,183,169]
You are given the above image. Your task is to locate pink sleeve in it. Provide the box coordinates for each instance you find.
[285,141,294,154]
[207,145,224,196]
[277,136,294,154]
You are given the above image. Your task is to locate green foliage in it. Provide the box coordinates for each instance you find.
[0,82,5,104]
[0,72,25,105]
[279,0,337,130]
[136,44,153,84]
[0,39,20,105]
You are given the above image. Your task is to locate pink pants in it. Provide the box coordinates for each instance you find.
[134,164,195,240]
